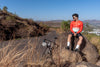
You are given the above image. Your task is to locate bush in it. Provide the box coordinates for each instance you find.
[61,20,70,31]
[3,6,8,12]
[6,16,16,22]
[39,22,49,28]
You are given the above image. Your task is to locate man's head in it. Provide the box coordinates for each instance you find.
[72,13,79,21]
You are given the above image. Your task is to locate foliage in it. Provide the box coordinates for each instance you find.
[61,20,70,31]
[0,8,1,11]
[86,22,89,28]
[39,22,49,29]
[6,16,16,22]
[3,6,8,12]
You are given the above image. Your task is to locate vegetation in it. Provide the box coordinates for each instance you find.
[3,6,8,12]
[0,8,1,11]
[0,6,49,41]
[6,16,16,22]
[39,22,49,29]
[61,20,70,31]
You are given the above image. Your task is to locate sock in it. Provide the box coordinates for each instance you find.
[75,45,80,49]
[67,42,70,47]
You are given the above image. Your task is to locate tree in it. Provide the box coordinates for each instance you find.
[86,22,89,28]
[3,6,8,12]
[61,20,70,32]
[0,8,1,11]
[0,5,1,11]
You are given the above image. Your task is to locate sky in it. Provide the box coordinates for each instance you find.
[0,0,100,21]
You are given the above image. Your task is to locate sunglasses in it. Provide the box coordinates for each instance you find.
[73,16,76,19]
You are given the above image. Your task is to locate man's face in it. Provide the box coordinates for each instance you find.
[73,16,78,21]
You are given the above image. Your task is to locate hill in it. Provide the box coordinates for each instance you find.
[83,20,100,28]
[36,20,63,28]
[0,10,48,41]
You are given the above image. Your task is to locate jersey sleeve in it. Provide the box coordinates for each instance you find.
[70,22,75,33]
[77,21,83,33]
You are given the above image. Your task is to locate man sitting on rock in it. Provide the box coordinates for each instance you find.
[66,13,83,52]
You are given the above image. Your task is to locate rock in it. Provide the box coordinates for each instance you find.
[52,32,99,65]
[0,31,58,67]
[69,61,100,67]
[23,64,41,67]
[52,48,82,65]
[0,31,99,67]
[43,61,57,67]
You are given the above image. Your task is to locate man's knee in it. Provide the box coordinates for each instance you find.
[68,34,72,38]
[79,36,83,40]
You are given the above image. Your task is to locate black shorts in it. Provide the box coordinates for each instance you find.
[69,32,83,38]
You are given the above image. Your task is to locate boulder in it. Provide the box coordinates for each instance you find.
[52,32,99,65]
[69,61,100,67]
[52,48,82,66]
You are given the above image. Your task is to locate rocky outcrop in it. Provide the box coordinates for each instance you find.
[52,32,99,64]
[0,31,99,67]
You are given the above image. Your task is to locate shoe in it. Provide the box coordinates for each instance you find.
[74,49,79,52]
[65,46,70,50]
[71,48,74,51]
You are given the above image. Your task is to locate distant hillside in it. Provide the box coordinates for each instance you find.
[0,10,48,41]
[84,20,100,23]
[36,20,100,28]
[83,20,100,27]
[36,20,63,23]
[36,20,63,27]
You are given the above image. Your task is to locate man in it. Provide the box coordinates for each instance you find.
[66,13,83,52]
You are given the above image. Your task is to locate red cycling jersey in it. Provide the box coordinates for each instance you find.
[70,20,83,33]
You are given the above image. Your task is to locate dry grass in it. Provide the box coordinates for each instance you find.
[0,37,45,67]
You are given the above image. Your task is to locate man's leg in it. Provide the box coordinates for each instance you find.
[75,36,83,51]
[66,34,72,49]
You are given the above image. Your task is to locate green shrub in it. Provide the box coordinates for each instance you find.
[6,16,16,22]
[61,20,70,31]
[3,6,8,12]
[39,22,49,29]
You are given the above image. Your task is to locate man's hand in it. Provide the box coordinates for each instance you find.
[74,33,77,36]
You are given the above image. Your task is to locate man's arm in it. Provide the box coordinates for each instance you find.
[77,22,83,33]
[70,22,75,33]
